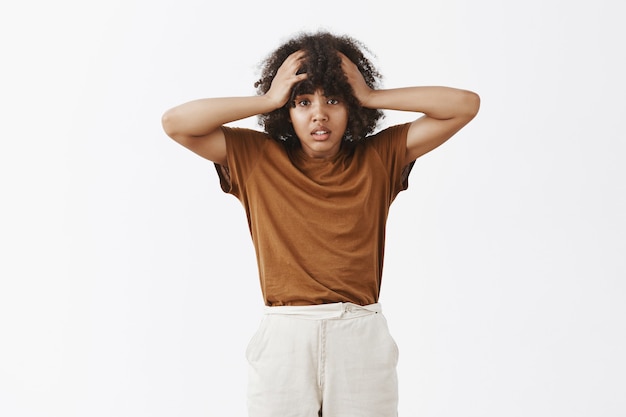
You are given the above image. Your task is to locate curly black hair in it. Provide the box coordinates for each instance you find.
[254,31,384,147]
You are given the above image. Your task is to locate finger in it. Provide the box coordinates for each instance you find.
[340,55,357,74]
[291,49,307,59]
[278,51,306,76]
[285,50,307,67]
[293,52,308,73]
[337,52,352,67]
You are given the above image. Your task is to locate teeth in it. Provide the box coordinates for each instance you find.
[314,131,328,135]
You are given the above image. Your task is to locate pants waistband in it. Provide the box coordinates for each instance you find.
[263,302,381,320]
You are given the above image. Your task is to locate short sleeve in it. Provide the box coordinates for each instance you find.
[213,126,270,199]
[365,123,414,201]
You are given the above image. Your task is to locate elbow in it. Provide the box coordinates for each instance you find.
[462,90,480,120]
[161,108,178,139]
[162,107,193,145]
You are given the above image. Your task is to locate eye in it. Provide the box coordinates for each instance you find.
[295,99,310,107]
[327,98,340,105]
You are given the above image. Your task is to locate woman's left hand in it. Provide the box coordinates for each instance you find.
[339,52,373,107]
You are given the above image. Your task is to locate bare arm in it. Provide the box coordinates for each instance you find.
[161,51,308,165]
[341,54,480,165]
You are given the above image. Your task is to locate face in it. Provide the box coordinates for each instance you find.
[288,89,349,159]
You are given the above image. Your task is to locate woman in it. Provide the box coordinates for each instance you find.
[162,30,479,417]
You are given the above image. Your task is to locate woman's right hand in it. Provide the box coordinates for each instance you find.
[264,50,308,109]
[162,52,309,165]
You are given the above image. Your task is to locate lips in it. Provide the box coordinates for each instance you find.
[311,126,331,140]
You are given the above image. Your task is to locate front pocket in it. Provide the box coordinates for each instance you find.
[245,316,268,362]
[376,314,400,365]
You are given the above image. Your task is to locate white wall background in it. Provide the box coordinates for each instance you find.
[1,0,624,416]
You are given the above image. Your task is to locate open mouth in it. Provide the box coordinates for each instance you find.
[311,128,331,140]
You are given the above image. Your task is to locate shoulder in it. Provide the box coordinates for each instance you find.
[355,123,412,176]
[367,123,411,142]
[220,126,276,155]
[221,125,271,142]
[220,126,292,171]
[359,123,411,155]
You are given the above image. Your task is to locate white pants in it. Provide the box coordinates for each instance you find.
[246,302,399,417]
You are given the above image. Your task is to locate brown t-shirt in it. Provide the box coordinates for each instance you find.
[215,123,413,306]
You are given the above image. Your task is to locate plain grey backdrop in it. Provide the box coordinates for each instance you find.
[1,0,624,416]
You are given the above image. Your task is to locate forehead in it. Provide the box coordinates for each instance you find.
[293,89,332,98]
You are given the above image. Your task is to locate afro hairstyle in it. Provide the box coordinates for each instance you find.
[254,31,384,147]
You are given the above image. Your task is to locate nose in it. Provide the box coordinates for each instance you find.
[312,102,329,122]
